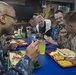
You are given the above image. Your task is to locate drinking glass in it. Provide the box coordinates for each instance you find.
[38,40,46,54]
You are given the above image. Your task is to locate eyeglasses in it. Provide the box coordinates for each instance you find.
[4,14,17,22]
[55,17,63,21]
[60,32,67,34]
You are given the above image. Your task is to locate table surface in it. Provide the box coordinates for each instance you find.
[33,54,76,75]
[16,38,76,75]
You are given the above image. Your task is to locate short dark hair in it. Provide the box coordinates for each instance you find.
[64,11,76,23]
[33,14,37,16]
[54,10,63,14]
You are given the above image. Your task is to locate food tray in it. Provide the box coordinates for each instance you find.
[18,43,28,47]
[8,51,25,70]
[46,50,76,68]
[16,39,28,47]
[8,51,41,70]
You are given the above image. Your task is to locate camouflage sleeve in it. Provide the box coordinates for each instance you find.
[57,36,71,49]
[3,55,34,75]
[70,36,76,52]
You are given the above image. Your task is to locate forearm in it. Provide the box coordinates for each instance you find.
[57,36,69,48]
[16,55,34,75]
[49,39,58,45]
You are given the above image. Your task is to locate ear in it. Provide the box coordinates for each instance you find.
[69,23,73,27]
[0,15,6,24]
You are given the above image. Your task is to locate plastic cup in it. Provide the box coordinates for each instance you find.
[38,40,46,54]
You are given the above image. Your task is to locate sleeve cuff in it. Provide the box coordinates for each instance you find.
[15,55,34,75]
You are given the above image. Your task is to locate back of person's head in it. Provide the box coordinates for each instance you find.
[64,11,76,24]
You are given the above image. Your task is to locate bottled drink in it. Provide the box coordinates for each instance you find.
[27,29,31,44]
[18,29,21,35]
[31,32,36,41]
[27,29,31,38]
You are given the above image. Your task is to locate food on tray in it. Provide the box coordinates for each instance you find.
[50,51,58,56]
[9,52,22,66]
[58,60,73,67]
[49,51,64,60]
[46,48,76,68]
[17,39,25,43]
[53,53,64,60]
[44,35,49,39]
[69,58,76,65]
[16,39,28,46]
[65,57,74,61]
[20,51,26,55]
[56,48,76,58]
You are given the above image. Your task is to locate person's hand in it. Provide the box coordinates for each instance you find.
[45,37,53,43]
[26,40,40,63]
[45,37,57,45]
[10,40,18,50]
[60,28,67,37]
[36,33,43,38]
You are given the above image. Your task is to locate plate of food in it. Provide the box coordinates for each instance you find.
[8,51,23,69]
[16,39,28,46]
[46,48,76,68]
[8,51,41,70]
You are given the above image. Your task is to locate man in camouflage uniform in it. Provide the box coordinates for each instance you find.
[0,1,39,75]
[46,11,76,53]
[57,11,76,52]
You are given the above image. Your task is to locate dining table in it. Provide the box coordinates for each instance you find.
[16,38,76,75]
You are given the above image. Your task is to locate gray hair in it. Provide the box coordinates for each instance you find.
[36,15,44,21]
